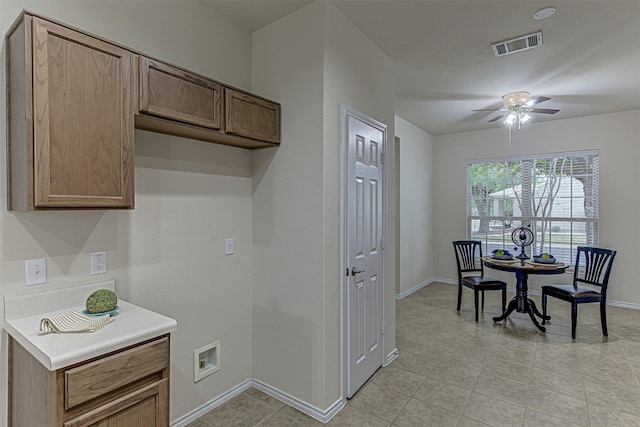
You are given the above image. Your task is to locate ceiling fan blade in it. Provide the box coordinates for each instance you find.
[525,96,551,107]
[472,108,506,112]
[528,108,560,114]
[488,113,507,123]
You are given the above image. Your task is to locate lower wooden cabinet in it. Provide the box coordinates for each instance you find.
[9,335,170,427]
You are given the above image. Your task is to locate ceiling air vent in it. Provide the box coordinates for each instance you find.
[491,31,543,57]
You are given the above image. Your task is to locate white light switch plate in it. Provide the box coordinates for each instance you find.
[26,258,47,286]
[225,238,234,255]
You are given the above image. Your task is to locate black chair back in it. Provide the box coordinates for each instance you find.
[573,246,617,295]
[453,240,484,277]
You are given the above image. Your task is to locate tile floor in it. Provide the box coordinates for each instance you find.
[187,282,640,426]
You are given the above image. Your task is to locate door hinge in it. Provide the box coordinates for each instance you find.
[380,152,385,165]
[381,322,386,336]
[346,268,349,277]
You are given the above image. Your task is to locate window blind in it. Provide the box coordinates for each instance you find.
[466,151,599,264]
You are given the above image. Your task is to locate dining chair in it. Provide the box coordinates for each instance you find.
[541,246,617,339]
[452,240,507,322]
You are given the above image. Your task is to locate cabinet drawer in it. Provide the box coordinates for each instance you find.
[225,89,281,144]
[65,337,169,409]
[140,57,222,130]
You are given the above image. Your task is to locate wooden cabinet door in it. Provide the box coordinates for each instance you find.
[225,89,281,144]
[32,17,135,208]
[139,57,222,130]
[63,379,169,427]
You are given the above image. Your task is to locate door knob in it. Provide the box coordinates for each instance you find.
[351,267,366,276]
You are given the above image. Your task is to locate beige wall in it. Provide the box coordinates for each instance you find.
[395,117,434,296]
[251,1,396,412]
[433,110,640,305]
[0,1,254,423]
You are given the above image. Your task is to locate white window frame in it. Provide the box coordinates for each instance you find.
[467,150,599,265]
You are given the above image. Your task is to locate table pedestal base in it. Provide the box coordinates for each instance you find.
[493,296,550,332]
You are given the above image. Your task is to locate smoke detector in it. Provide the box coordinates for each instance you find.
[491,31,543,57]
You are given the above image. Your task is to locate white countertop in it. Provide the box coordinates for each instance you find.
[3,280,177,371]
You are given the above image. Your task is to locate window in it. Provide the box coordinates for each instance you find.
[467,150,599,264]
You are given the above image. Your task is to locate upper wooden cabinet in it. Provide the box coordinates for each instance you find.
[225,88,281,144]
[139,57,222,131]
[6,11,281,210]
[7,14,135,211]
[136,57,281,149]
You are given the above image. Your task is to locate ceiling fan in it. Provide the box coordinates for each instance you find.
[473,91,560,128]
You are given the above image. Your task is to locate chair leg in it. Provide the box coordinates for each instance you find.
[457,284,462,311]
[571,302,578,339]
[541,292,548,325]
[600,300,608,337]
[481,290,485,310]
[474,290,479,322]
[501,288,506,313]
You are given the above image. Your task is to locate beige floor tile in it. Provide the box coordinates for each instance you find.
[256,411,304,427]
[326,405,390,426]
[391,350,435,377]
[473,373,529,406]
[348,382,411,422]
[272,405,324,426]
[481,358,533,383]
[585,385,640,418]
[526,385,589,425]
[462,392,525,427]
[392,397,459,426]
[371,364,425,396]
[524,408,584,426]
[589,402,640,426]
[187,282,640,427]
[200,393,275,426]
[456,416,492,426]
[245,388,286,410]
[413,378,471,413]
[426,364,481,390]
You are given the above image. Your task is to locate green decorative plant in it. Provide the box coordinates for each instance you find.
[86,289,117,314]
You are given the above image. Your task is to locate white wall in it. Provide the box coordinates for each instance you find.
[395,117,434,296]
[0,1,255,423]
[433,110,640,305]
[251,1,396,413]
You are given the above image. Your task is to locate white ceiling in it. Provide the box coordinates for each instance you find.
[208,0,640,135]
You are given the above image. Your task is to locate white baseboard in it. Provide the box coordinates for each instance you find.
[170,378,344,426]
[396,277,455,299]
[397,279,640,311]
[171,379,253,426]
[252,378,344,423]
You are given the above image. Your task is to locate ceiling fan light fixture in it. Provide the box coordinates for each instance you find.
[502,91,530,107]
[520,113,532,123]
[504,113,517,126]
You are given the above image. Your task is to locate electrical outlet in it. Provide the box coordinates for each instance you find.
[91,251,107,275]
[26,258,47,286]
[225,238,234,255]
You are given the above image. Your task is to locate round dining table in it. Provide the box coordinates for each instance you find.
[482,256,569,332]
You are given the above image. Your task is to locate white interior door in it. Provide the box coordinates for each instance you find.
[345,108,385,398]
